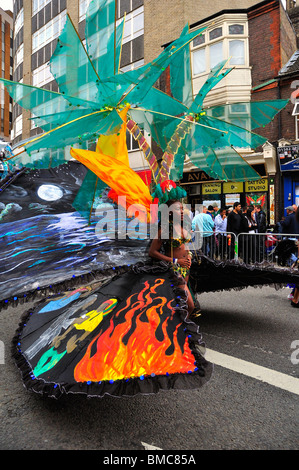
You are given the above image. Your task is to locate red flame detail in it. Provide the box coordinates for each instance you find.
[74,278,196,383]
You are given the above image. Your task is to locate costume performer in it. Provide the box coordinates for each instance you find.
[149,196,194,316]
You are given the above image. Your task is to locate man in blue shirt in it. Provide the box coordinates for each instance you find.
[192,206,215,257]
[281,206,299,234]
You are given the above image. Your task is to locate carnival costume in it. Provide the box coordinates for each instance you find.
[0,0,294,399]
[12,180,213,398]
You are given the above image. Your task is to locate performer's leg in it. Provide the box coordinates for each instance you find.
[178,276,194,317]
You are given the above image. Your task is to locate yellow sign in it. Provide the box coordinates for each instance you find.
[223,182,243,194]
[202,182,221,194]
[245,178,268,192]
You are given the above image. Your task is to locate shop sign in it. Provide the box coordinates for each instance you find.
[225,194,240,205]
[245,178,268,192]
[223,181,243,193]
[277,145,299,172]
[202,182,222,194]
[181,171,213,183]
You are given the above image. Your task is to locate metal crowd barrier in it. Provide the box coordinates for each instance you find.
[236,232,299,266]
[192,231,299,266]
[191,231,237,260]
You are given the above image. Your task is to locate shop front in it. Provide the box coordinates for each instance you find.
[277,144,299,215]
[180,170,269,221]
[244,178,268,221]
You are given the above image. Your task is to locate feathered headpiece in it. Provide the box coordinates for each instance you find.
[151,179,187,205]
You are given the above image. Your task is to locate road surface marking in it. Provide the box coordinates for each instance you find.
[205,349,299,396]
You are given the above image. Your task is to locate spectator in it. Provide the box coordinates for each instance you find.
[290,208,299,308]
[255,205,267,233]
[246,206,258,233]
[280,206,299,234]
[192,205,215,257]
[255,204,267,262]
[214,208,227,258]
[226,202,242,259]
[238,206,249,260]
[243,207,258,263]
[206,205,215,220]
[227,202,242,234]
[213,204,219,218]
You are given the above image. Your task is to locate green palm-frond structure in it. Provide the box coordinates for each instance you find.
[1,0,288,214]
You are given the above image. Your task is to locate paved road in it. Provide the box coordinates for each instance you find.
[0,285,298,450]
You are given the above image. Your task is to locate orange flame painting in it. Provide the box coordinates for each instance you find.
[74,278,196,383]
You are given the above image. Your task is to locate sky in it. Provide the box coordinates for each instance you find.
[0,0,13,12]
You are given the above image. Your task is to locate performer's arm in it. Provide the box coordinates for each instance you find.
[149,237,191,268]
[149,237,173,263]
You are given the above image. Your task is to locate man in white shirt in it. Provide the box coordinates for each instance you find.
[214,208,227,258]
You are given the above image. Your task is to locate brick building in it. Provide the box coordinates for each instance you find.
[158,0,298,225]
[0,7,13,142]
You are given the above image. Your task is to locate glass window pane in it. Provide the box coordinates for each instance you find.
[123,16,132,41]
[193,33,205,47]
[209,27,222,41]
[229,40,245,65]
[133,10,144,37]
[210,41,223,68]
[193,48,206,75]
[229,24,244,35]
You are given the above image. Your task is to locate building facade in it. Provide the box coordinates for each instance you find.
[12,0,146,171]
[0,7,13,142]
[155,0,298,225]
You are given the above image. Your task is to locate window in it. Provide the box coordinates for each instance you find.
[121,6,144,45]
[118,5,144,70]
[14,8,24,38]
[193,48,206,75]
[79,0,92,22]
[32,62,53,87]
[118,0,144,18]
[292,101,299,116]
[209,27,222,41]
[229,24,244,35]
[14,114,23,137]
[120,58,144,73]
[126,129,140,151]
[1,84,4,107]
[32,0,51,15]
[229,103,248,114]
[192,19,247,76]
[193,34,205,47]
[292,101,299,141]
[14,44,24,70]
[32,10,66,53]
[210,41,223,68]
[229,40,245,65]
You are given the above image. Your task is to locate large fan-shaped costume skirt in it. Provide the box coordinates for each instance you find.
[12,261,212,398]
